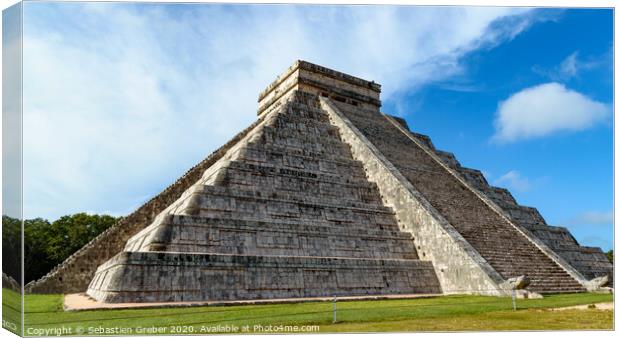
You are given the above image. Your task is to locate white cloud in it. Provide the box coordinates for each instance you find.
[21,4,537,220]
[492,82,609,143]
[533,50,612,81]
[568,211,614,226]
[493,170,531,192]
[559,51,579,78]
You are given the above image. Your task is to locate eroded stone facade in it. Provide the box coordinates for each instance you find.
[86,90,441,302]
[31,60,610,301]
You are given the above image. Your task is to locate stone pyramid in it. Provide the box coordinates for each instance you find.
[28,61,611,302]
[86,88,442,303]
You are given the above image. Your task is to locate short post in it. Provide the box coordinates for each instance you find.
[333,295,337,323]
[511,289,517,311]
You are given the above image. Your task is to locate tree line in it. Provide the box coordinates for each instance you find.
[2,213,119,284]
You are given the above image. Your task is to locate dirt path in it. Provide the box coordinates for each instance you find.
[550,302,613,311]
[63,292,442,311]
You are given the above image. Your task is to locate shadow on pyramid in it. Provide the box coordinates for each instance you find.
[28,61,611,303]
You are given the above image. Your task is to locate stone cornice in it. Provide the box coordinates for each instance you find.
[258,60,381,103]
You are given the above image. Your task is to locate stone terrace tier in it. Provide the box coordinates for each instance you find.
[88,252,439,303]
[87,91,441,302]
[389,116,612,284]
[331,101,586,294]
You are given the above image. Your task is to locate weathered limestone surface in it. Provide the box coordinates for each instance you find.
[87,91,441,302]
[390,117,612,283]
[328,100,586,294]
[258,61,381,116]
[25,116,268,294]
[89,252,438,303]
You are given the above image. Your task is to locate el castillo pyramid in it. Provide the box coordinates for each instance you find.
[26,61,612,302]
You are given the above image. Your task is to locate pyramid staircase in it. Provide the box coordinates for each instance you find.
[328,100,586,294]
[86,91,441,303]
[431,152,613,284]
[382,117,611,285]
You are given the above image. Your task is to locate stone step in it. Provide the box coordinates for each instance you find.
[187,192,398,225]
[241,143,366,170]
[499,272,576,281]
[475,249,554,259]
[529,282,585,289]
[528,280,583,286]
[482,257,565,268]
[482,257,566,269]
[261,107,343,128]
[262,123,341,143]
[481,252,563,260]
[499,274,576,282]
[272,108,333,127]
[222,166,382,200]
[87,252,441,303]
[488,264,567,273]
[490,268,568,276]
[227,159,368,182]
[491,258,565,266]
[255,136,353,157]
[236,155,372,187]
[244,140,357,163]
[260,128,347,153]
[225,161,371,186]
[534,287,585,293]
[280,105,330,122]
[195,185,389,215]
[528,277,582,283]
[138,221,419,259]
[163,214,410,239]
[125,210,414,259]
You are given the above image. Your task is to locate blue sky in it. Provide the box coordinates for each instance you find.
[18,4,613,250]
[385,8,613,251]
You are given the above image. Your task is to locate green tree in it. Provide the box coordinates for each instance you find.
[2,215,22,283]
[3,213,119,284]
[24,218,54,283]
[606,250,613,264]
[45,213,119,264]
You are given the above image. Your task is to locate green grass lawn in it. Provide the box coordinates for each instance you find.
[2,287,22,335]
[2,289,613,335]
